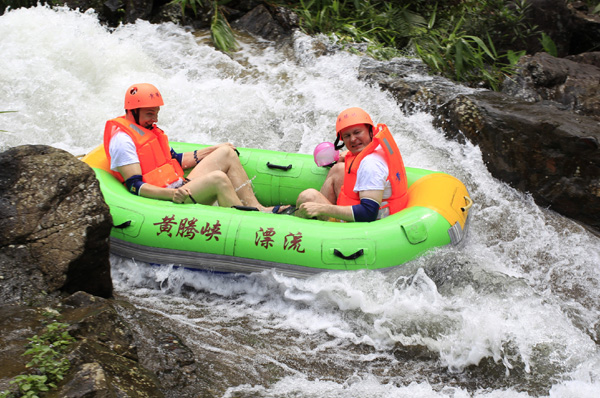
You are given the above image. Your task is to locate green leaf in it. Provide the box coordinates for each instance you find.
[211,4,238,53]
[540,32,557,57]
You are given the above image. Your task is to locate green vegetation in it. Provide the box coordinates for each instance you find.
[295,0,425,59]
[0,321,75,398]
[210,3,239,52]
[290,0,541,90]
[540,32,558,57]
[170,0,239,52]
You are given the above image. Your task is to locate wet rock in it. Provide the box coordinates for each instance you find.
[121,0,153,24]
[0,145,113,304]
[56,362,114,398]
[114,299,217,397]
[0,305,42,390]
[502,52,600,119]
[151,2,185,26]
[62,0,126,26]
[565,1,600,55]
[232,4,298,41]
[2,288,217,397]
[521,0,600,56]
[63,292,138,362]
[357,57,474,114]
[523,0,575,56]
[38,291,165,397]
[566,51,600,68]
[434,91,600,231]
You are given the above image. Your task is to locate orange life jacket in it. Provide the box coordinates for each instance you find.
[104,116,185,187]
[337,124,408,216]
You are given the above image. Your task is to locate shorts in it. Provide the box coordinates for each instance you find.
[167,178,186,189]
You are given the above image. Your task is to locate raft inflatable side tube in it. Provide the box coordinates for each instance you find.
[81,142,472,277]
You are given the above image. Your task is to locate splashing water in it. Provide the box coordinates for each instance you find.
[235,175,257,193]
[2,5,599,397]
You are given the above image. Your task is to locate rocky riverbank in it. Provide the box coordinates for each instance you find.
[0,146,215,397]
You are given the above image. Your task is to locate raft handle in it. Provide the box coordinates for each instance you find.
[113,221,132,229]
[333,248,364,260]
[461,196,473,213]
[267,162,292,171]
[232,205,259,211]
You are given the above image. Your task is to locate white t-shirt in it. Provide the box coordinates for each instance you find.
[108,131,184,188]
[354,148,392,197]
[353,147,392,219]
[109,131,139,171]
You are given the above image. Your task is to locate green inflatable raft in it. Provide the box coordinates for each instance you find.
[82,142,472,278]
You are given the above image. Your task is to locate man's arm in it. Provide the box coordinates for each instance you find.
[297,190,383,222]
[117,163,176,201]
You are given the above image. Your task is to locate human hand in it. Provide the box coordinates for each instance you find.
[297,202,326,220]
[172,187,190,204]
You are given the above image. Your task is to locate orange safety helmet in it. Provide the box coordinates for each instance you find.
[124,83,164,110]
[334,107,374,150]
[335,107,374,137]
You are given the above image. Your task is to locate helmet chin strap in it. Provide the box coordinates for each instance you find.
[131,109,140,125]
[130,109,154,130]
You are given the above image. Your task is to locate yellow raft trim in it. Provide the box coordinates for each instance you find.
[405,173,471,229]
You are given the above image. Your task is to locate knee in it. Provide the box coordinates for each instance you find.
[207,170,232,190]
[217,144,237,159]
[297,188,320,204]
[329,162,344,179]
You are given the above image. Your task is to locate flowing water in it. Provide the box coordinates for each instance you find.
[2,5,600,397]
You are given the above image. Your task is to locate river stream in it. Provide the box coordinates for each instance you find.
[1,5,599,397]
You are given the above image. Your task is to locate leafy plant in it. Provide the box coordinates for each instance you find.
[414,0,538,89]
[414,10,501,89]
[0,321,75,398]
[171,0,205,18]
[211,2,238,53]
[540,32,558,57]
[170,0,239,52]
[295,0,425,59]
[292,0,538,89]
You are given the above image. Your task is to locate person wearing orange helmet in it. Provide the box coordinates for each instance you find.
[104,83,281,211]
[296,107,408,222]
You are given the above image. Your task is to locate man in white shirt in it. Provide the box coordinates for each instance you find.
[106,83,278,212]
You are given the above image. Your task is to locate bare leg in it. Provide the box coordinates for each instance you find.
[186,146,266,210]
[295,188,334,220]
[319,162,344,204]
[179,170,243,207]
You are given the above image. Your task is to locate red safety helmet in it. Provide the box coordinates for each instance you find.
[124,83,164,110]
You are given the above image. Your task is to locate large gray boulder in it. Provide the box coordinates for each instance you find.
[0,145,113,304]
[434,91,600,231]
[502,52,600,119]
